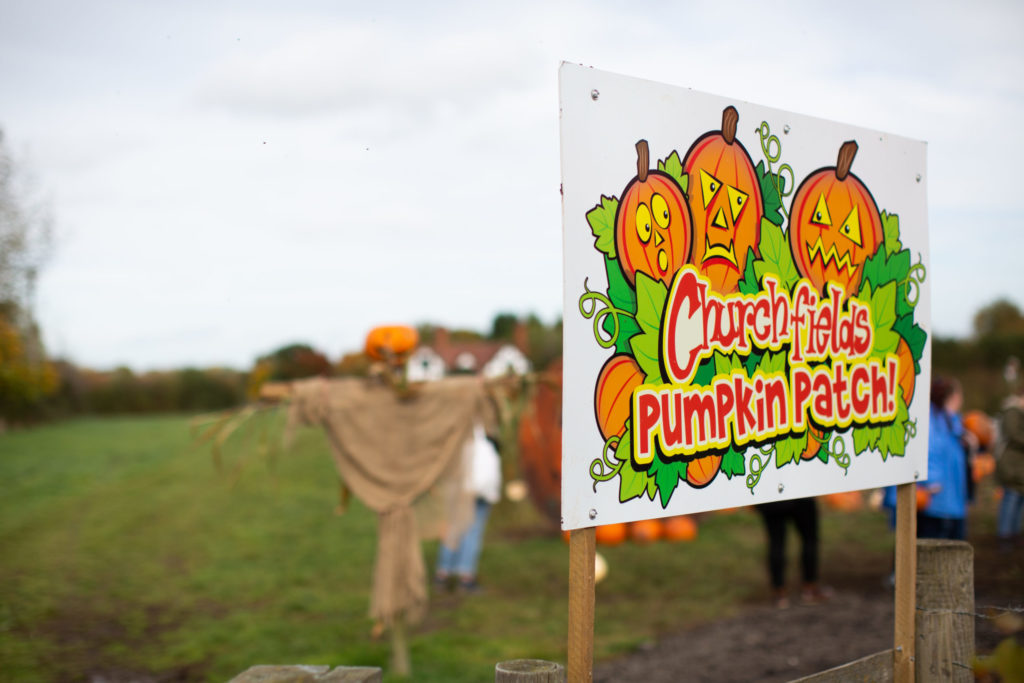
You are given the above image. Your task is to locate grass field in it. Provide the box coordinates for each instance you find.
[0,414,923,681]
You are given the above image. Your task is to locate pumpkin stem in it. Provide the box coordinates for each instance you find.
[721,106,739,145]
[836,140,858,180]
[636,140,649,182]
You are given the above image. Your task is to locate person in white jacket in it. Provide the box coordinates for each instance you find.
[435,422,502,593]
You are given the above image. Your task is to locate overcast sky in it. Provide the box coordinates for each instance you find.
[2,0,1022,371]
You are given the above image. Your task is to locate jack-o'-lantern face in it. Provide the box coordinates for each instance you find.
[789,141,883,300]
[682,106,763,294]
[615,140,693,287]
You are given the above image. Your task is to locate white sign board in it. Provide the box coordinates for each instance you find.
[559,64,931,529]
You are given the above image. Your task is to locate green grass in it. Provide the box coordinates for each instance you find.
[0,415,907,682]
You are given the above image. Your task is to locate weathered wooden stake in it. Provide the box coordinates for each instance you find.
[568,527,596,683]
[390,614,411,678]
[893,483,917,683]
[915,539,974,683]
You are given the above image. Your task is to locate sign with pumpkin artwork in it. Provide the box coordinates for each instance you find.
[559,64,931,529]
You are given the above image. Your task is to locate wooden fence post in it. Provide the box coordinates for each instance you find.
[495,659,566,682]
[915,539,974,682]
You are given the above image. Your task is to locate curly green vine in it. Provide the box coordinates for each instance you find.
[757,121,795,218]
[902,255,928,309]
[590,433,626,491]
[904,418,918,446]
[746,444,773,492]
[579,278,633,349]
[824,435,851,474]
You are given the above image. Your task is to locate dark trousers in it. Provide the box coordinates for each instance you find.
[756,498,819,589]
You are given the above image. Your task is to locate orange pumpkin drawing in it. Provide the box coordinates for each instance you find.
[685,453,722,488]
[614,140,693,287]
[788,141,883,300]
[801,425,826,460]
[896,338,916,407]
[594,354,645,440]
[682,106,763,294]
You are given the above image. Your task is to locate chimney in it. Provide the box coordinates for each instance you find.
[434,327,450,352]
[513,321,529,354]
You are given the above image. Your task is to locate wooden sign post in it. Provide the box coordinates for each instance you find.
[893,482,917,683]
[567,528,596,683]
[559,63,931,681]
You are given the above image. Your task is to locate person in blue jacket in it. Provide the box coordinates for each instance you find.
[917,376,972,540]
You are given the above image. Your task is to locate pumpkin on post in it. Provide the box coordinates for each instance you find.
[614,140,693,287]
[788,140,884,300]
[681,106,764,294]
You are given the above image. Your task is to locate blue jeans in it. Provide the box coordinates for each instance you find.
[437,497,492,578]
[997,487,1024,539]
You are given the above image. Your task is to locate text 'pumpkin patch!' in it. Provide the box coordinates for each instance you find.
[682,106,764,294]
[788,141,883,300]
[614,140,693,287]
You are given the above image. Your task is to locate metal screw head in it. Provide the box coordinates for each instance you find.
[777,483,785,493]
[590,89,599,101]
[914,471,920,480]
[915,174,922,183]
[783,124,791,134]
[589,509,597,520]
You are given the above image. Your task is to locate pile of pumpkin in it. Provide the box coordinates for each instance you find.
[576,515,699,546]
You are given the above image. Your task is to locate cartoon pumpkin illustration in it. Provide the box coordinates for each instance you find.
[594,354,645,440]
[614,140,693,287]
[682,106,763,294]
[788,140,883,300]
[685,453,722,488]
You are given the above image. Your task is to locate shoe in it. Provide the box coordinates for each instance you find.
[801,584,834,605]
[772,588,790,609]
[458,577,483,595]
[433,573,453,593]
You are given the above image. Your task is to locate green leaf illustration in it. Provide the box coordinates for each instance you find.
[738,247,760,295]
[649,454,686,508]
[616,430,652,503]
[753,219,799,290]
[586,195,619,259]
[629,273,668,383]
[755,160,786,227]
[861,281,900,360]
[875,397,909,460]
[853,423,881,456]
[893,315,928,374]
[721,447,745,479]
[602,256,641,354]
[657,151,688,195]
[756,349,787,376]
[775,429,809,468]
[861,247,911,291]
[881,211,902,257]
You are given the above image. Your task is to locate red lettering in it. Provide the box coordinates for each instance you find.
[765,377,787,430]
[852,306,871,357]
[871,362,889,415]
[733,376,756,439]
[664,269,709,384]
[636,392,660,462]
[683,392,716,446]
[832,363,851,422]
[827,283,843,357]
[714,380,735,442]
[813,370,834,421]
[851,365,870,415]
[792,367,812,429]
[660,392,683,450]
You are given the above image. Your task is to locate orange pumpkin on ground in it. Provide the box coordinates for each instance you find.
[629,519,663,544]
[788,141,883,300]
[896,338,916,407]
[824,491,863,512]
[963,410,995,451]
[517,358,563,524]
[682,106,763,294]
[661,515,698,542]
[614,140,693,287]
[685,453,722,488]
[594,354,645,440]
[595,523,628,546]
[365,325,419,362]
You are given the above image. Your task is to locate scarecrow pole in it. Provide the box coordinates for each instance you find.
[567,527,596,683]
[893,482,917,683]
